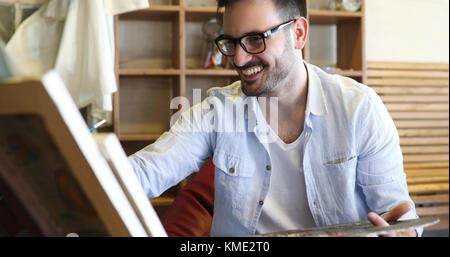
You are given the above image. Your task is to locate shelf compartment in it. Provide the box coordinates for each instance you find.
[118,77,174,135]
[308,9,362,25]
[308,22,363,74]
[185,19,212,69]
[118,18,178,69]
[185,19,229,69]
[308,24,338,68]
[119,6,180,20]
[337,21,364,71]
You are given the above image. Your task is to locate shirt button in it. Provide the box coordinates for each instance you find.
[259,200,264,206]
[229,167,235,174]
[266,165,271,171]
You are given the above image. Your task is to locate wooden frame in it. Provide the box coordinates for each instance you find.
[0,71,166,236]
[305,0,366,83]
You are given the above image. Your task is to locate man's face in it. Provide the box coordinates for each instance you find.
[223,0,297,96]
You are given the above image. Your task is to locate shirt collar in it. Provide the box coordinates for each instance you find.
[244,61,329,129]
[304,62,328,116]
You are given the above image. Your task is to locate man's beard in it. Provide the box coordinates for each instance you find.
[240,42,296,97]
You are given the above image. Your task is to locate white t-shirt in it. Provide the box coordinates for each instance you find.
[256,130,316,234]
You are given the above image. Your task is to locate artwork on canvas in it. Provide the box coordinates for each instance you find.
[0,71,166,237]
[0,114,108,236]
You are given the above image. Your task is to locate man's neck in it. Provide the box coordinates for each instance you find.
[260,63,308,109]
[259,62,309,114]
[258,62,309,144]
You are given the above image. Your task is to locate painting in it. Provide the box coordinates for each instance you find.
[0,71,165,236]
[0,115,108,236]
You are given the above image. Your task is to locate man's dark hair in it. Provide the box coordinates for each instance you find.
[217,0,307,20]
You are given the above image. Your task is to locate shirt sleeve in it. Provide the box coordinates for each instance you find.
[128,103,214,199]
[356,88,422,236]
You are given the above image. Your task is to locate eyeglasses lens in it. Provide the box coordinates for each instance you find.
[217,35,265,56]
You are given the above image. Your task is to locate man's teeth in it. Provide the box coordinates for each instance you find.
[242,66,263,76]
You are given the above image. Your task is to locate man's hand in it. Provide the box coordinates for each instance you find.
[367,202,417,237]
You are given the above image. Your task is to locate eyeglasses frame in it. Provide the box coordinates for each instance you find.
[214,18,297,57]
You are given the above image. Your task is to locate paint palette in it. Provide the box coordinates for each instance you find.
[254,217,440,237]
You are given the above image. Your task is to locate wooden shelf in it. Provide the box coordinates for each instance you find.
[308,9,362,24]
[119,6,180,20]
[119,134,162,142]
[183,6,222,12]
[119,6,224,21]
[119,58,175,71]
[184,6,224,21]
[186,69,238,76]
[119,68,238,77]
[119,68,181,76]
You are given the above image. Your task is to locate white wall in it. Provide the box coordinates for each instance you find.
[365,0,449,63]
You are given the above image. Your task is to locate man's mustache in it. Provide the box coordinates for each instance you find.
[232,61,268,71]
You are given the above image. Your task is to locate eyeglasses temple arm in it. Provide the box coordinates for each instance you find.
[263,19,296,38]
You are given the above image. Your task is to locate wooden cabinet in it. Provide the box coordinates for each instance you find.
[113,0,366,213]
[305,0,366,83]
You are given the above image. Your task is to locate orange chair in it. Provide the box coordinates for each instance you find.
[160,158,215,237]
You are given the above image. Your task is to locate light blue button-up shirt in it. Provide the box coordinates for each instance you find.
[129,62,421,237]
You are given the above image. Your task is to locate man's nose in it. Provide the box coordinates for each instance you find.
[231,44,252,68]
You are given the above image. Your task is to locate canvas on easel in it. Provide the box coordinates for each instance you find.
[94,133,167,237]
[0,71,166,237]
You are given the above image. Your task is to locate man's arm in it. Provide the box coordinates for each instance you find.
[356,88,420,237]
[128,103,214,199]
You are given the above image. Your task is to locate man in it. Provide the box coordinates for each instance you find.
[129,0,419,237]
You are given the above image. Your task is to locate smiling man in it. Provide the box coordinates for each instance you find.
[128,0,420,237]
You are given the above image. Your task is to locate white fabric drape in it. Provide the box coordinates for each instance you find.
[5,0,149,124]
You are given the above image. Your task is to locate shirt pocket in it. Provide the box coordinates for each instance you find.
[320,154,358,203]
[213,151,256,212]
[213,150,255,178]
[323,154,357,170]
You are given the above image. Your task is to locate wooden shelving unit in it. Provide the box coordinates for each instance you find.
[113,0,366,213]
[308,9,363,24]
[119,68,181,76]
[305,0,366,84]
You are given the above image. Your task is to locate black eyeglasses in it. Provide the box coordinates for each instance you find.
[214,19,296,57]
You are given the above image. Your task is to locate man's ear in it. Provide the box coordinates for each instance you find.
[293,17,308,50]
